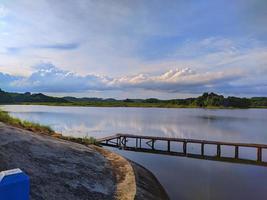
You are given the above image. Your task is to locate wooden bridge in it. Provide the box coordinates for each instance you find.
[97,134,267,167]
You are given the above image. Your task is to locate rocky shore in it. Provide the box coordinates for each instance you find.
[0,122,168,200]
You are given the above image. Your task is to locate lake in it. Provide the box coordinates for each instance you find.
[1,105,267,200]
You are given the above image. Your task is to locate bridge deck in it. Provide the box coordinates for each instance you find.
[97,134,267,167]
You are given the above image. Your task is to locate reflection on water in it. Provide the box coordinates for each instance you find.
[1,105,267,200]
[109,149,267,200]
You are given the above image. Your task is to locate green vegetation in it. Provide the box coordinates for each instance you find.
[61,136,98,145]
[22,92,267,109]
[0,109,98,145]
[0,88,68,104]
[0,109,54,134]
[1,88,267,108]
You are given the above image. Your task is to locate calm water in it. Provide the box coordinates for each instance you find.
[1,105,267,200]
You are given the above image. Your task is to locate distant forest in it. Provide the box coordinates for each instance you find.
[0,88,266,108]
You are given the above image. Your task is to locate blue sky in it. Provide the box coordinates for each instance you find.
[0,0,267,99]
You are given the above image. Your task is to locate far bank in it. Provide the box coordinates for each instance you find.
[1,89,267,109]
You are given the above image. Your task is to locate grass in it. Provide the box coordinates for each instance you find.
[0,109,98,145]
[22,101,202,108]
[59,136,98,145]
[20,101,267,109]
[0,109,54,135]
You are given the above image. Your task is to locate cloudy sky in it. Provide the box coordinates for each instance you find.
[0,0,267,99]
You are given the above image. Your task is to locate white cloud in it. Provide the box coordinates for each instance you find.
[0,1,265,77]
[109,67,242,93]
[1,62,266,97]
[0,1,267,98]
[0,62,251,95]
[0,5,8,18]
[11,63,110,92]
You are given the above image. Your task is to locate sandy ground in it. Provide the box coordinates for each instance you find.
[0,122,168,200]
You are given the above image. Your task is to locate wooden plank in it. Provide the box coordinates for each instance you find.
[113,134,267,148]
[98,133,267,167]
[97,134,119,142]
[98,133,267,162]
[121,146,267,167]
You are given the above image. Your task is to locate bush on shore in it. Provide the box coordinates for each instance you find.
[0,109,98,145]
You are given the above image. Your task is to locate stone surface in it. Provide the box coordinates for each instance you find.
[0,122,169,200]
[0,122,116,200]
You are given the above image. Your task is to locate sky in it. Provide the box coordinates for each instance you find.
[0,0,267,99]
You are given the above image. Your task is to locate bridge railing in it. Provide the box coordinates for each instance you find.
[97,133,267,166]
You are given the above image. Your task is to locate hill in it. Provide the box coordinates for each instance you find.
[0,89,68,104]
[0,89,266,108]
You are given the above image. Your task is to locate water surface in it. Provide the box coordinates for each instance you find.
[1,105,267,200]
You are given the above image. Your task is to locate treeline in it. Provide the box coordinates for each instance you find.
[0,89,267,108]
[122,92,267,108]
[0,89,67,104]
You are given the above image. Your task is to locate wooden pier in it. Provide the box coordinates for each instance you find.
[97,134,267,167]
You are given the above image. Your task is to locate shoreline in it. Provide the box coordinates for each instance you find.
[92,145,169,200]
[0,122,169,199]
[2,103,267,109]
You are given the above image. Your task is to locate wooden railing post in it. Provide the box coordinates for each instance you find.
[235,146,239,159]
[123,136,126,148]
[97,134,267,167]
[118,136,122,149]
[257,147,262,162]
[183,142,187,154]
[151,139,155,150]
[217,144,221,157]
[167,140,170,152]
[201,143,205,156]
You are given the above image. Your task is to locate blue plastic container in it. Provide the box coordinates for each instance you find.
[0,169,29,200]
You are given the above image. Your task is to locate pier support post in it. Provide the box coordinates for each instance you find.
[151,139,155,150]
[235,146,239,159]
[123,136,127,148]
[217,144,221,157]
[257,147,262,162]
[183,142,187,154]
[201,143,205,156]
[118,137,122,149]
[167,140,170,152]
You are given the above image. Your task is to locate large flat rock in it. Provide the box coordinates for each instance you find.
[0,123,116,200]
